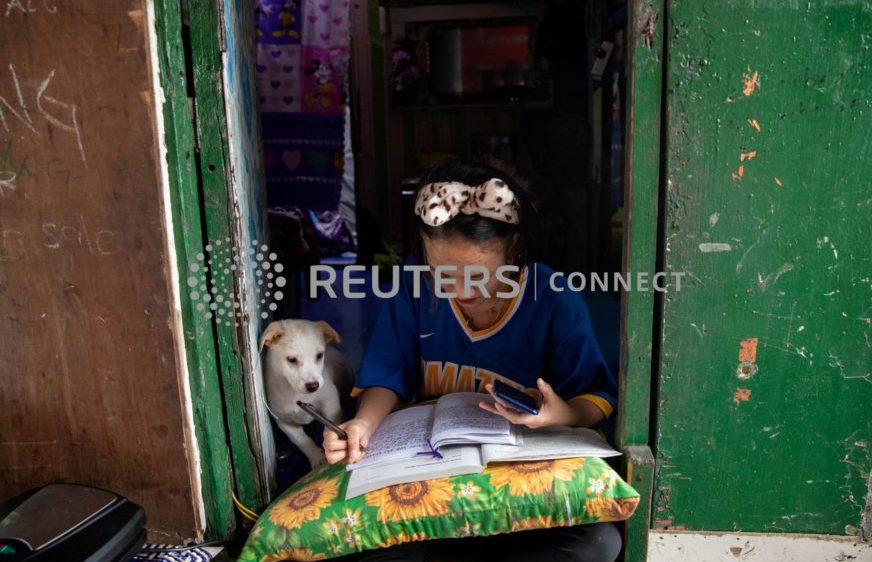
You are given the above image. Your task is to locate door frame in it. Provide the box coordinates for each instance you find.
[617,1,666,561]
[155,0,666,549]
[153,0,266,540]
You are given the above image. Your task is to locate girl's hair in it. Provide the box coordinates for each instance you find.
[413,159,535,264]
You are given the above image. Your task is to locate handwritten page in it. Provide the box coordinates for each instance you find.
[431,392,516,447]
[346,405,435,471]
[481,426,620,464]
[346,445,483,499]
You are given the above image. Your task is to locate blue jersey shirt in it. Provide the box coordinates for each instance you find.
[353,263,617,419]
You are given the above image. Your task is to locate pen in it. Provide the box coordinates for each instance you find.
[296,401,348,440]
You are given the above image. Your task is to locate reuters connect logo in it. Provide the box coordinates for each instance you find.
[186,238,287,327]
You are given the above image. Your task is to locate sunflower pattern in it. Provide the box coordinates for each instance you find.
[375,530,429,549]
[510,515,557,533]
[584,496,639,520]
[365,479,456,522]
[240,458,639,562]
[486,458,585,496]
[267,476,341,529]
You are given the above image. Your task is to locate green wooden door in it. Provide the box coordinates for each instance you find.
[654,0,871,535]
[154,0,269,538]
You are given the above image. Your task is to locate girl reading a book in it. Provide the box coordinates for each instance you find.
[324,159,621,562]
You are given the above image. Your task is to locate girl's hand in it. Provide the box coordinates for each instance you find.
[323,418,373,464]
[479,378,584,429]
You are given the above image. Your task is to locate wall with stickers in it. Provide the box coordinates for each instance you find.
[0,0,198,540]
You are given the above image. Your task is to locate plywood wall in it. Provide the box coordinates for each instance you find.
[0,1,198,540]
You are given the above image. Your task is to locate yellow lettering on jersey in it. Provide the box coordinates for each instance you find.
[456,365,476,392]
[423,361,458,395]
[421,362,534,396]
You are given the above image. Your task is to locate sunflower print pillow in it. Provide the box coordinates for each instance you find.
[239,457,639,562]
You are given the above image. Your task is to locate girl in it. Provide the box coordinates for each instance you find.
[324,160,621,562]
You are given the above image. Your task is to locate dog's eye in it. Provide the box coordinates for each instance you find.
[287,356,298,365]
[316,352,324,361]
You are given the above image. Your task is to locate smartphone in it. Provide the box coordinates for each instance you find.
[492,380,540,415]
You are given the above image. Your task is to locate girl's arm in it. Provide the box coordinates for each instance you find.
[355,386,401,431]
[324,386,400,463]
[326,270,420,463]
[480,277,617,429]
[565,394,606,427]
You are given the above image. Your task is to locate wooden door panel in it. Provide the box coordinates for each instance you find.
[655,0,871,534]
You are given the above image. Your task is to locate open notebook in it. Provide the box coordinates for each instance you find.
[345,393,620,499]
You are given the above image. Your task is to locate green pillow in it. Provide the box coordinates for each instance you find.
[240,457,639,562]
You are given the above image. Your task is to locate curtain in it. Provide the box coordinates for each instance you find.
[255,0,352,218]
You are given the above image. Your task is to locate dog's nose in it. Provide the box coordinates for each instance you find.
[305,381,320,393]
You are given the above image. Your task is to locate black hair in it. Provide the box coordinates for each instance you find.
[413,159,536,265]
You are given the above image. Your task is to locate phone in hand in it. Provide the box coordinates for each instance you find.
[492,380,540,415]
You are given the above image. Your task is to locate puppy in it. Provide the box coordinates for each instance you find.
[260,319,352,468]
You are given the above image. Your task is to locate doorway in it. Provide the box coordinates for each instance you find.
[250,0,633,492]
[166,0,658,545]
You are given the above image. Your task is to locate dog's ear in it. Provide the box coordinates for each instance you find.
[316,321,341,346]
[259,321,286,352]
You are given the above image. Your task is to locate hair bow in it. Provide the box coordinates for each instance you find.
[414,178,520,227]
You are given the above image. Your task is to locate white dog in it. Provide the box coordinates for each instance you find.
[260,319,352,468]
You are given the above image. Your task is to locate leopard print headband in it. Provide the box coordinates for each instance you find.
[414,178,520,227]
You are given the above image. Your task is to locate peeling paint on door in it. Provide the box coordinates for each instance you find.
[655,0,872,536]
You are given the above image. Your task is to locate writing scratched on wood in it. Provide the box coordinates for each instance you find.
[0,64,86,166]
[4,0,57,17]
[1,216,118,261]
[0,139,75,187]
[0,170,14,196]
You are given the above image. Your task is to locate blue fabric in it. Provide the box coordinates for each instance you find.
[261,113,344,211]
[355,263,617,415]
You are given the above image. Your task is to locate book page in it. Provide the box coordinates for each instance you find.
[346,404,436,471]
[481,426,621,464]
[345,445,483,500]
[431,392,516,448]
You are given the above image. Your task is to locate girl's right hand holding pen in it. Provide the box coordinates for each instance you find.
[324,418,373,464]
[325,386,400,464]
